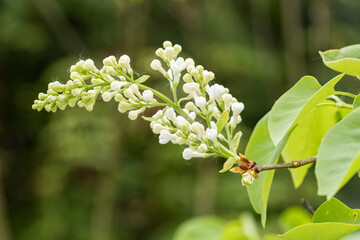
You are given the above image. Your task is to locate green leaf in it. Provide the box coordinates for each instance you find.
[230,131,242,153]
[316,108,360,199]
[319,44,360,77]
[279,207,312,232]
[279,222,360,240]
[245,113,293,227]
[269,74,344,145]
[281,198,360,240]
[220,213,261,240]
[173,216,225,240]
[217,111,229,134]
[312,198,360,224]
[281,103,352,188]
[219,157,239,173]
[354,95,360,109]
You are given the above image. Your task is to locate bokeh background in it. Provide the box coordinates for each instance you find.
[1,0,360,239]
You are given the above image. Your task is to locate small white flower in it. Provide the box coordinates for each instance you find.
[173,44,182,53]
[183,148,193,160]
[163,41,172,48]
[165,108,177,122]
[164,47,176,61]
[198,143,208,153]
[202,70,215,83]
[103,56,117,67]
[206,128,217,141]
[182,148,205,160]
[185,58,195,67]
[183,73,193,83]
[222,93,233,109]
[150,59,162,71]
[110,81,126,92]
[102,92,112,102]
[231,102,245,115]
[195,97,207,109]
[119,55,130,64]
[191,122,205,138]
[241,172,255,186]
[206,84,226,102]
[159,130,172,144]
[183,82,201,96]
[152,123,166,134]
[128,109,142,120]
[142,90,154,102]
[118,101,132,113]
[84,59,97,71]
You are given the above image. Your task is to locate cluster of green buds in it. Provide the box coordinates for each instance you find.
[33,41,246,174]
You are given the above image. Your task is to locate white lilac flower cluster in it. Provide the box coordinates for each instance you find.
[32,55,157,120]
[149,41,244,163]
[33,40,245,174]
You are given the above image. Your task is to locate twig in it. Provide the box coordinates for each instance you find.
[255,156,317,172]
[301,198,315,215]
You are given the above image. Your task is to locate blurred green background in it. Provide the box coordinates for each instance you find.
[1,0,360,239]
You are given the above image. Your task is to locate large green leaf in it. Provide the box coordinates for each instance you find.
[319,44,360,77]
[280,198,360,239]
[279,222,360,240]
[279,207,312,232]
[316,108,360,199]
[354,94,360,109]
[312,198,360,224]
[173,216,225,240]
[281,103,352,188]
[245,113,292,227]
[269,74,344,145]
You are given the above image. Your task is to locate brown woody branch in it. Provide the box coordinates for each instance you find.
[255,156,317,173]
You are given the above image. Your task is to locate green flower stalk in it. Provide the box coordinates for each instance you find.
[32,41,245,173]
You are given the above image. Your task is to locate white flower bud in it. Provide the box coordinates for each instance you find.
[182,148,205,160]
[188,133,197,142]
[183,82,201,95]
[84,59,96,71]
[198,144,208,153]
[222,94,233,109]
[102,92,112,102]
[202,70,214,83]
[159,130,171,144]
[118,101,131,113]
[163,41,172,48]
[185,58,195,67]
[150,59,162,71]
[164,47,176,60]
[152,123,165,134]
[142,90,153,102]
[241,172,255,186]
[231,102,245,115]
[70,72,82,80]
[129,84,141,96]
[173,44,182,53]
[165,108,177,122]
[114,93,124,102]
[119,55,130,64]
[206,84,226,102]
[128,109,142,120]
[182,148,193,160]
[183,73,193,83]
[206,128,217,141]
[195,97,207,109]
[191,122,205,137]
[110,81,123,92]
[155,48,165,58]
[103,56,117,67]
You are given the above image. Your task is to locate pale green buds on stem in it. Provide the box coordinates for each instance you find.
[33,40,246,175]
